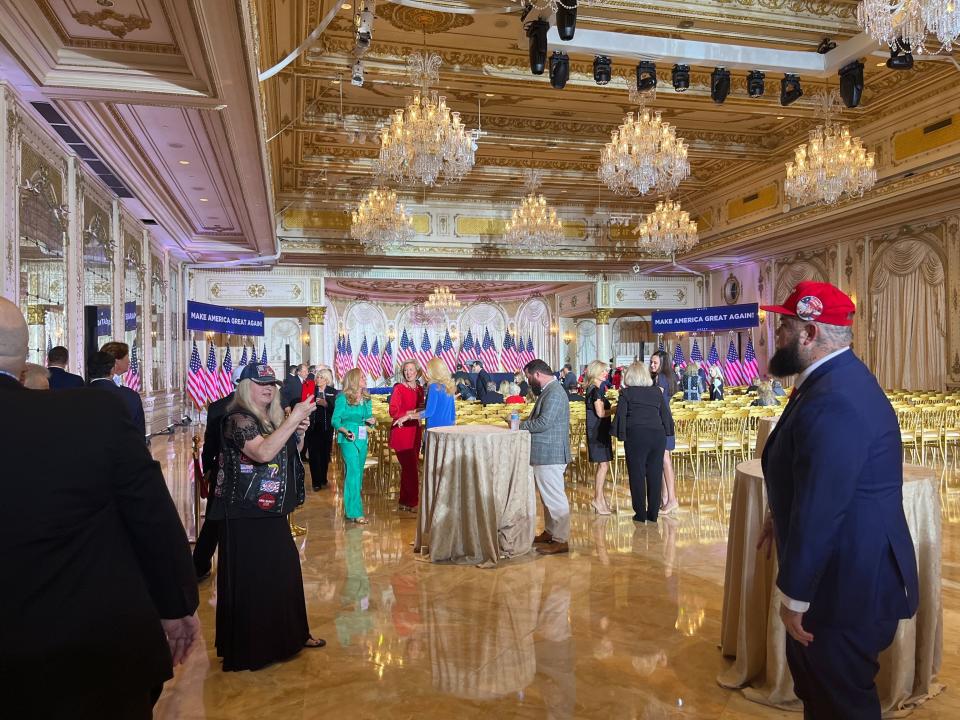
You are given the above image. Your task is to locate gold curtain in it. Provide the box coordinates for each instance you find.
[870,239,946,390]
[775,260,826,303]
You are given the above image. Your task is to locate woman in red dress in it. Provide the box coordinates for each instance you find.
[388,360,424,512]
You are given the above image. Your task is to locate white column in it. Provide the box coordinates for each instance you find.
[0,86,19,301]
[142,229,153,395]
[307,306,326,366]
[64,156,84,374]
[594,309,613,363]
[110,201,124,344]
[26,306,46,364]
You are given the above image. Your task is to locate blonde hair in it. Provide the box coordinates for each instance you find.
[21,363,49,390]
[399,359,419,382]
[684,363,700,377]
[757,380,776,405]
[316,368,334,386]
[584,360,608,387]
[508,383,521,396]
[341,368,369,405]
[424,357,456,396]
[498,380,511,395]
[709,365,722,379]
[233,379,285,432]
[622,361,653,388]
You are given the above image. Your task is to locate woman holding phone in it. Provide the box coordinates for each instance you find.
[331,368,376,524]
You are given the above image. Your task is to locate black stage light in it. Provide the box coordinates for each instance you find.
[817,37,837,54]
[636,61,657,92]
[525,19,549,75]
[556,4,577,41]
[671,64,690,92]
[550,51,570,89]
[593,55,612,85]
[747,70,765,98]
[887,39,914,69]
[711,67,731,103]
[780,73,803,106]
[838,60,864,108]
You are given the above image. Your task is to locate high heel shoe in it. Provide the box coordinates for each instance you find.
[660,501,680,515]
[592,499,612,516]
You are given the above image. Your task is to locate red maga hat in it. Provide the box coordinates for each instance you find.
[761,280,855,327]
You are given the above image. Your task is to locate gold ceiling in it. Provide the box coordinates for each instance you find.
[254,0,956,244]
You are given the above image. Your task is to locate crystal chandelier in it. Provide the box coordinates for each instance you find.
[504,171,564,251]
[350,188,414,251]
[424,286,461,312]
[635,199,699,255]
[508,0,600,9]
[598,100,690,197]
[784,93,876,206]
[857,0,960,53]
[376,52,478,187]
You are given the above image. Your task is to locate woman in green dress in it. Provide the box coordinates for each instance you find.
[331,368,375,524]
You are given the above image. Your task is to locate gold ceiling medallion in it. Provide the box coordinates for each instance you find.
[72,9,151,39]
[377,4,474,34]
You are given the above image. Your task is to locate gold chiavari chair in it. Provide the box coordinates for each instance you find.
[693,411,723,479]
[896,407,921,464]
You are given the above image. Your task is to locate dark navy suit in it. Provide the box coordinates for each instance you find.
[89,378,147,439]
[762,350,919,719]
[47,366,84,389]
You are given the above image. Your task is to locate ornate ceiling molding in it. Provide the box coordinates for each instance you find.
[376,5,474,34]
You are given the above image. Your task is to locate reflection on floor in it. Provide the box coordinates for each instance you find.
[151,428,960,719]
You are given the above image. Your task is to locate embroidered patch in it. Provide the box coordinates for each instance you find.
[795,295,823,321]
[239,464,254,474]
[257,493,276,510]
[260,480,281,494]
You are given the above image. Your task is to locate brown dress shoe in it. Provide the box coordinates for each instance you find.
[533,530,553,545]
[535,541,569,555]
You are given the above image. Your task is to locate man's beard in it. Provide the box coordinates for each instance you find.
[768,340,806,378]
[529,378,542,395]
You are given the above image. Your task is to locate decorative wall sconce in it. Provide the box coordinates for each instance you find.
[302,333,310,344]
[387,326,397,341]
[550,323,558,335]
[450,325,459,341]
[562,331,574,345]
[758,309,767,325]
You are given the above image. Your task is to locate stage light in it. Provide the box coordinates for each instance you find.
[747,70,765,98]
[780,74,803,106]
[550,51,570,89]
[556,4,577,41]
[593,55,612,85]
[671,64,689,92]
[710,67,730,104]
[887,39,914,70]
[816,37,837,54]
[838,60,864,108]
[525,19,549,75]
[636,61,657,92]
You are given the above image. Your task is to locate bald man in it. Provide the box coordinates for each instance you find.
[0,298,200,719]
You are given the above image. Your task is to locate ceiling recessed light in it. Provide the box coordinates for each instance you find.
[178,160,190,165]
[876,61,886,67]
[199,198,209,202]
[331,78,341,84]
[485,93,495,97]
[341,2,351,8]
[776,115,785,119]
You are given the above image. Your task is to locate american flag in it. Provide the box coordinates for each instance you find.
[501,330,519,372]
[260,344,268,365]
[358,335,371,378]
[187,341,207,408]
[690,339,706,374]
[396,328,415,366]
[433,335,443,368]
[204,342,221,400]
[382,337,394,378]
[370,337,381,378]
[417,329,433,370]
[672,341,686,369]
[334,334,346,379]
[524,335,535,366]
[657,337,666,353]
[459,328,475,365]
[441,330,456,372]
[743,335,760,382]
[238,345,249,367]
[479,327,499,371]
[46,335,52,354]
[219,345,234,396]
[125,342,142,392]
[707,339,722,380]
[343,335,354,375]
[723,338,746,386]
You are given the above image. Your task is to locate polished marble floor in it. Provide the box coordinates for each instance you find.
[150,429,960,719]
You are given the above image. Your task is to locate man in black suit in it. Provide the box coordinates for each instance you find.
[192,364,242,579]
[46,345,84,389]
[0,297,199,719]
[282,363,308,409]
[472,360,491,401]
[481,381,504,405]
[88,350,147,439]
[559,363,577,393]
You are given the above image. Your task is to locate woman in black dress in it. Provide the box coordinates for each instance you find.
[650,350,680,515]
[614,362,674,523]
[307,368,338,490]
[209,363,326,671]
[584,360,613,514]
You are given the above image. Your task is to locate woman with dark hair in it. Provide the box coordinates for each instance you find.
[649,350,680,515]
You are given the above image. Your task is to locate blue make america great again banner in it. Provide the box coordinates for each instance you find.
[652,303,759,334]
[187,300,265,336]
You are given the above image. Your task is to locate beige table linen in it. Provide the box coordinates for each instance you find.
[719,460,944,715]
[415,425,535,567]
[753,416,778,459]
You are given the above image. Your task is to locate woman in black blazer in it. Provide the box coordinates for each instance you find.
[614,362,674,523]
[307,368,339,490]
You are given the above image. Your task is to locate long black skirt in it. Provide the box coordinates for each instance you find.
[215,515,309,671]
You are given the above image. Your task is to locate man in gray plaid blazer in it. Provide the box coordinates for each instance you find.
[520,359,572,555]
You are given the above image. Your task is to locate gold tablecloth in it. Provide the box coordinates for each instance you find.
[754,416,778,459]
[719,460,944,715]
[415,425,535,567]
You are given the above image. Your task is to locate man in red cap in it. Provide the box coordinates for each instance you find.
[757,281,918,719]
